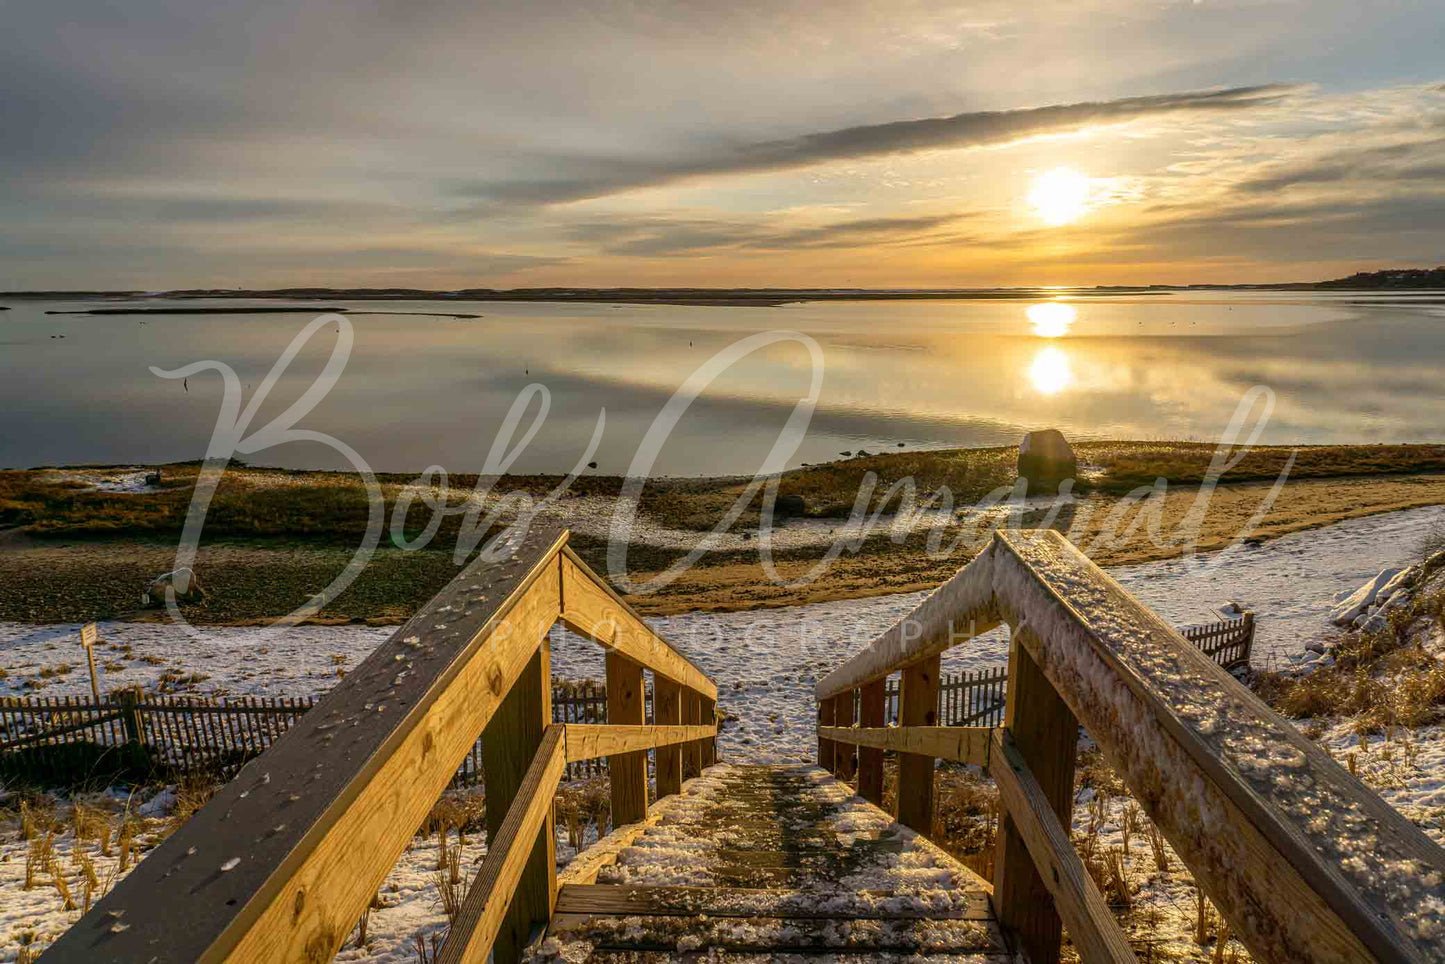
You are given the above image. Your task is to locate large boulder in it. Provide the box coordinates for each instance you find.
[1017,429,1077,495]
[142,567,205,606]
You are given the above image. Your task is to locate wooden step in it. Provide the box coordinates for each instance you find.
[535,765,1012,962]
[547,912,1003,955]
[556,884,990,921]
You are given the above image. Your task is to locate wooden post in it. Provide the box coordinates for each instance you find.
[857,679,885,805]
[682,689,702,779]
[896,656,939,834]
[606,651,648,826]
[816,695,836,771]
[79,622,101,703]
[1242,610,1256,666]
[832,691,855,781]
[993,637,1079,964]
[700,696,716,768]
[481,644,556,964]
[116,688,144,749]
[654,676,683,800]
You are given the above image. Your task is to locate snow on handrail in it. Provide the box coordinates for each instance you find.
[816,529,1445,963]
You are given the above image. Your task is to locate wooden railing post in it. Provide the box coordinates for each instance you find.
[481,643,556,964]
[700,696,716,768]
[606,652,648,826]
[654,676,683,799]
[832,691,855,781]
[857,679,885,805]
[993,637,1078,964]
[896,655,939,833]
[816,695,836,771]
[683,689,702,779]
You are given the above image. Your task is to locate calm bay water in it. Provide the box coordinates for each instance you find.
[2,291,1442,477]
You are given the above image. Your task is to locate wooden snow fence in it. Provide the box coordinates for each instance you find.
[1,684,627,786]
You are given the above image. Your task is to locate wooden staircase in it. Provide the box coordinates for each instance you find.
[539,762,1012,961]
[45,527,1445,964]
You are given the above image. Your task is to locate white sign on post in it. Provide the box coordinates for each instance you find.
[79,622,100,701]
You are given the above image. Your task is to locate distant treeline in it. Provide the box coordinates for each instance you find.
[1318,267,1445,288]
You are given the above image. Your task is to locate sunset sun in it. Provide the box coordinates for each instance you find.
[1028,167,1091,225]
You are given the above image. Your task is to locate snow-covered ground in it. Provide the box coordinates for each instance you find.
[4,504,1441,764]
[3,505,1443,962]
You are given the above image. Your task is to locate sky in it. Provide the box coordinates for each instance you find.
[2,0,1444,289]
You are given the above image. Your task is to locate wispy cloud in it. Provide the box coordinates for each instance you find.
[563,212,976,257]
[457,85,1299,207]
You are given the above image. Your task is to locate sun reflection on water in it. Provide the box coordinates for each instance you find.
[1026,301,1077,338]
[1028,346,1073,394]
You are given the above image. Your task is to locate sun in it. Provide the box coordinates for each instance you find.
[1028,346,1073,394]
[1028,167,1091,226]
[1026,301,1076,338]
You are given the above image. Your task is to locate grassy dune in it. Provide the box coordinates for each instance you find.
[7,443,1444,540]
[2,442,1445,623]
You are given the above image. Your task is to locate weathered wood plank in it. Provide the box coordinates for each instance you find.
[992,529,1445,964]
[437,725,566,964]
[989,729,1134,964]
[43,524,569,964]
[814,559,999,700]
[564,724,717,763]
[700,696,717,768]
[683,689,702,779]
[857,679,886,806]
[817,693,836,771]
[652,677,683,799]
[831,693,855,781]
[558,548,715,699]
[478,644,554,964]
[606,652,648,826]
[554,884,994,921]
[557,814,665,886]
[896,655,939,835]
[992,635,1078,964]
[817,725,990,768]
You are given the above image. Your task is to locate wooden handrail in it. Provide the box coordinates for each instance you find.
[558,546,717,699]
[43,527,718,964]
[564,723,717,763]
[814,529,1445,964]
[814,556,1000,700]
[817,724,990,768]
[436,725,567,964]
[988,728,1135,964]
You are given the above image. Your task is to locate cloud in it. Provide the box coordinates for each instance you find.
[1236,138,1445,193]
[457,85,1298,207]
[562,212,976,257]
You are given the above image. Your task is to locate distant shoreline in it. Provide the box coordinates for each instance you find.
[2,266,1443,308]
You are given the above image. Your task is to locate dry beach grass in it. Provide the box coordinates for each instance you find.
[2,443,1445,623]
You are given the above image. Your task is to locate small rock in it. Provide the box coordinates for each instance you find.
[1330,566,1407,626]
[772,494,807,518]
[1361,613,1390,635]
[1304,641,1326,655]
[1380,591,1413,612]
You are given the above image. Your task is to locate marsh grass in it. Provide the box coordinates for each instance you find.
[9,443,1442,542]
[555,777,612,850]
